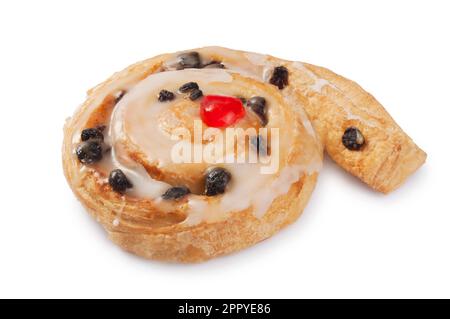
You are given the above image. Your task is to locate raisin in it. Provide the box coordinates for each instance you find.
[205,167,231,196]
[81,128,104,142]
[158,90,175,102]
[246,96,268,126]
[176,52,202,69]
[108,169,133,193]
[342,127,365,150]
[179,82,199,93]
[269,66,289,89]
[76,141,103,164]
[162,186,190,200]
[189,89,203,101]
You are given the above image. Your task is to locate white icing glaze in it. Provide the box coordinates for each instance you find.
[110,147,170,198]
[241,52,318,139]
[283,86,318,139]
[291,61,377,127]
[310,78,330,93]
[291,62,333,93]
[108,69,234,199]
[111,69,233,166]
[183,160,322,225]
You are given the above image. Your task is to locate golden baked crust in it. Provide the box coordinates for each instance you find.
[287,62,426,193]
[63,47,425,262]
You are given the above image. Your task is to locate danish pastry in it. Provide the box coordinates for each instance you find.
[63,47,426,262]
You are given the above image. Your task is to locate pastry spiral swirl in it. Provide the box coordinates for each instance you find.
[63,47,425,262]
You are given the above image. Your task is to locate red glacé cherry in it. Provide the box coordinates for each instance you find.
[200,95,246,128]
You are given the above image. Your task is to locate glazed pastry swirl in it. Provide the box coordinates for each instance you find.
[63,47,425,262]
[107,68,321,224]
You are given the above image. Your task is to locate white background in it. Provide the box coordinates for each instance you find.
[0,0,449,299]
